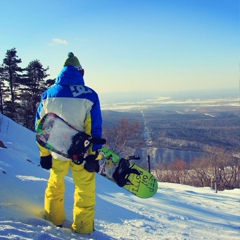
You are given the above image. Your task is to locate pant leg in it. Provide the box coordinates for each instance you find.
[71,162,96,234]
[44,159,70,226]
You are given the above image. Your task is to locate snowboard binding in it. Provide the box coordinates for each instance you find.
[67,132,91,164]
[68,132,106,165]
[113,158,141,187]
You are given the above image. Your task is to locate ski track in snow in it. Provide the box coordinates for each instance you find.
[96,187,240,240]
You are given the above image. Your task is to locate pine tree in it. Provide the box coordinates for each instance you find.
[19,59,50,130]
[0,67,5,114]
[1,48,24,121]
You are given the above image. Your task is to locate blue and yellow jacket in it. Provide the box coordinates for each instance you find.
[35,66,102,160]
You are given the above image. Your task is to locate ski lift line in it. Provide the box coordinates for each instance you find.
[140,110,152,146]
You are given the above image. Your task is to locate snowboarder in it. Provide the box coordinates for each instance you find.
[35,52,103,234]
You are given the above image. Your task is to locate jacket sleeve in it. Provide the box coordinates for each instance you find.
[37,142,51,157]
[84,95,103,154]
[35,92,46,131]
[35,93,50,156]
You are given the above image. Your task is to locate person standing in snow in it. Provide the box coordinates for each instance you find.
[35,52,103,234]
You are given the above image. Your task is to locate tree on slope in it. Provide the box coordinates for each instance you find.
[103,118,143,156]
[0,67,5,114]
[1,48,24,121]
[19,60,50,130]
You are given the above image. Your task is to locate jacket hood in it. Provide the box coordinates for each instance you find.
[55,66,85,85]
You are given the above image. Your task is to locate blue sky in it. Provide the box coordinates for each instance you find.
[0,0,239,94]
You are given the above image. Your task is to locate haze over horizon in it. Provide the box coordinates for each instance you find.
[0,0,238,94]
[99,87,239,105]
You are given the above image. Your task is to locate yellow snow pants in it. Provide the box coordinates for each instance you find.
[44,158,96,234]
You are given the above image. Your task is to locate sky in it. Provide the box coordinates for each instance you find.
[0,0,239,94]
[0,113,239,239]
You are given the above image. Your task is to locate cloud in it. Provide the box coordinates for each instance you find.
[49,38,68,45]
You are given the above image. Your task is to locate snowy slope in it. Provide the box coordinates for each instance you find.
[0,114,239,240]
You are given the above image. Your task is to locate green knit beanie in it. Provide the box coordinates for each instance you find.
[64,52,82,68]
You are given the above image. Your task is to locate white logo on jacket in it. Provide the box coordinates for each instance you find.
[70,85,92,97]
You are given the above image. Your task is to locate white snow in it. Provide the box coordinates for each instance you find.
[0,114,239,240]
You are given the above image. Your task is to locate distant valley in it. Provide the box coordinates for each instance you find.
[101,89,240,167]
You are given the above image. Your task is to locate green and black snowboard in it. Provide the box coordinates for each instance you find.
[36,112,158,198]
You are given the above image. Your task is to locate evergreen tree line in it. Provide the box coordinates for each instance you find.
[0,48,55,130]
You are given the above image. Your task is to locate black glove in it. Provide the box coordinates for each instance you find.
[40,155,52,170]
[84,155,99,173]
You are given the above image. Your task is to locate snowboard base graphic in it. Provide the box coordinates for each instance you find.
[36,113,158,198]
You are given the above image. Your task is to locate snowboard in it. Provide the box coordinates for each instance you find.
[36,112,158,198]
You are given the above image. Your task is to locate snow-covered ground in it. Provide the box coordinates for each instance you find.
[0,114,239,240]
